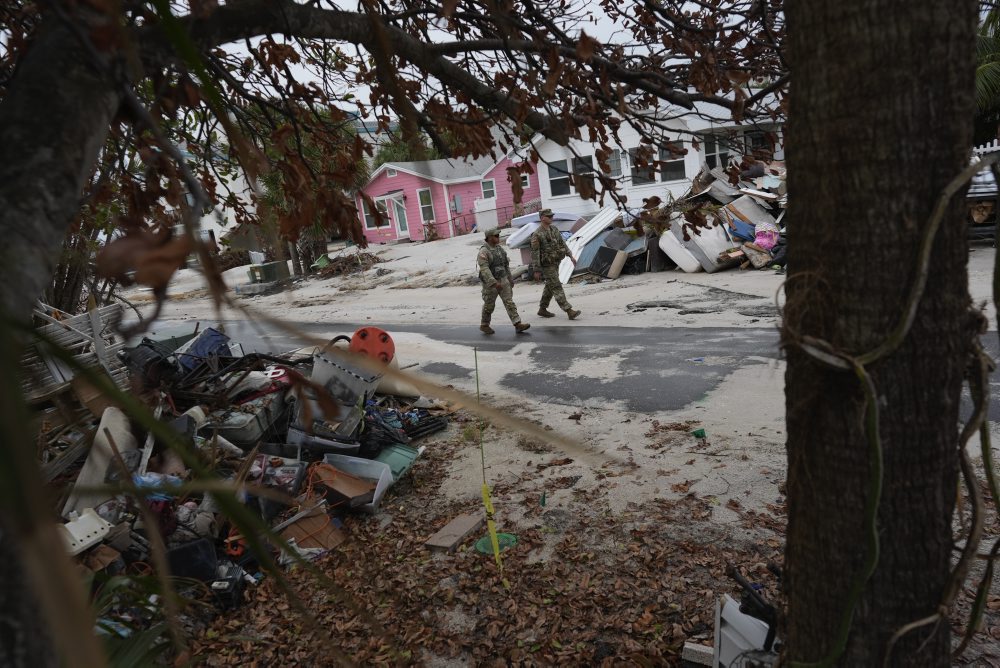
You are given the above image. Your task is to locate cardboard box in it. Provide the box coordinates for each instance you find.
[280,513,347,550]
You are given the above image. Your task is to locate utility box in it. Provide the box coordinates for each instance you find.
[248,261,290,284]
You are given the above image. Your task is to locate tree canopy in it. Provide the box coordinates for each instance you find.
[0,0,785,318]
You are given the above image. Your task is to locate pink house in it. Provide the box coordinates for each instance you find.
[357,153,541,244]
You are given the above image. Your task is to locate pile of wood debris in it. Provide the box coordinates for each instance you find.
[315,251,384,278]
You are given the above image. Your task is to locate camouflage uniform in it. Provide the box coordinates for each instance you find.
[530,224,574,313]
[478,241,522,326]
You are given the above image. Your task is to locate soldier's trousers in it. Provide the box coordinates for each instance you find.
[482,277,521,324]
[538,264,572,311]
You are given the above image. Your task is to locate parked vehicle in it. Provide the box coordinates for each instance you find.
[968,157,998,243]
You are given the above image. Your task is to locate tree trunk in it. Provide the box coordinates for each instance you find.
[0,23,121,319]
[0,16,123,667]
[783,1,978,664]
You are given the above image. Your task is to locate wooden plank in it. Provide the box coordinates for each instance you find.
[425,513,484,552]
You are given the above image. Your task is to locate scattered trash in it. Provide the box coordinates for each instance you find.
[474,532,518,555]
[26,317,449,643]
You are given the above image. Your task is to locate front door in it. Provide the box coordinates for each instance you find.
[391,197,409,237]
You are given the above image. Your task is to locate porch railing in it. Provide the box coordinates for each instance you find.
[431,198,543,238]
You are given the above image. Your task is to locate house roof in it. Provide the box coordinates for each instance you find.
[365,122,534,187]
[368,154,503,185]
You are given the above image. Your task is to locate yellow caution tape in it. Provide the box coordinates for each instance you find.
[481,483,503,571]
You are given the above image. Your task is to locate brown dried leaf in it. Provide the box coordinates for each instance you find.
[440,0,459,19]
[133,234,194,292]
[576,31,598,62]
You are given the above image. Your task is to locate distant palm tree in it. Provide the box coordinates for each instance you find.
[977,10,1000,112]
[974,8,1000,141]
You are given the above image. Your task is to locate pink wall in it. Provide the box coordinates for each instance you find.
[358,169,437,243]
[483,158,542,224]
[358,157,540,244]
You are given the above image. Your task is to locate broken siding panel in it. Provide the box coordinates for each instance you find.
[22,304,130,401]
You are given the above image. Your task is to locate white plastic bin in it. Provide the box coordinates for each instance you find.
[204,391,287,447]
[322,454,393,514]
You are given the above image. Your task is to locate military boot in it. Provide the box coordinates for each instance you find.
[537,308,556,318]
[567,309,582,320]
[514,322,530,333]
[480,323,495,335]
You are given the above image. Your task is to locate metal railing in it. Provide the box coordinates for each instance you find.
[431,198,543,238]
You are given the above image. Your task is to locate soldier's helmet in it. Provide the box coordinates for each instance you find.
[484,228,501,239]
[539,208,554,218]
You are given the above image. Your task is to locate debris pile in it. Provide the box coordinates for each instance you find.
[504,161,787,285]
[661,160,787,274]
[315,251,384,278]
[27,313,449,643]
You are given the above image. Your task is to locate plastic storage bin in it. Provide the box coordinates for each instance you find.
[322,454,393,514]
[374,444,424,481]
[204,392,287,448]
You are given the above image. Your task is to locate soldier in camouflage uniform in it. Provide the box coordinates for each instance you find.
[478,228,530,335]
[530,209,581,320]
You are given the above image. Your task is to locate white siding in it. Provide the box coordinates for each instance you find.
[534,118,700,216]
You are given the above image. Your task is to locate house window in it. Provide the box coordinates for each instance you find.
[387,168,397,177]
[520,174,531,189]
[362,200,389,229]
[572,156,595,196]
[744,130,774,160]
[362,200,377,229]
[417,188,435,222]
[659,141,686,182]
[629,147,656,185]
[606,149,623,178]
[481,179,496,199]
[548,160,571,196]
[703,134,731,170]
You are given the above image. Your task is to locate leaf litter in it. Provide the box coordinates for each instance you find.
[190,407,787,665]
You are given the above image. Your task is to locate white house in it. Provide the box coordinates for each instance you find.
[532,104,784,217]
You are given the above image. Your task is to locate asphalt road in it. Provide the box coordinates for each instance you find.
[147,319,783,412]
[145,317,1000,421]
